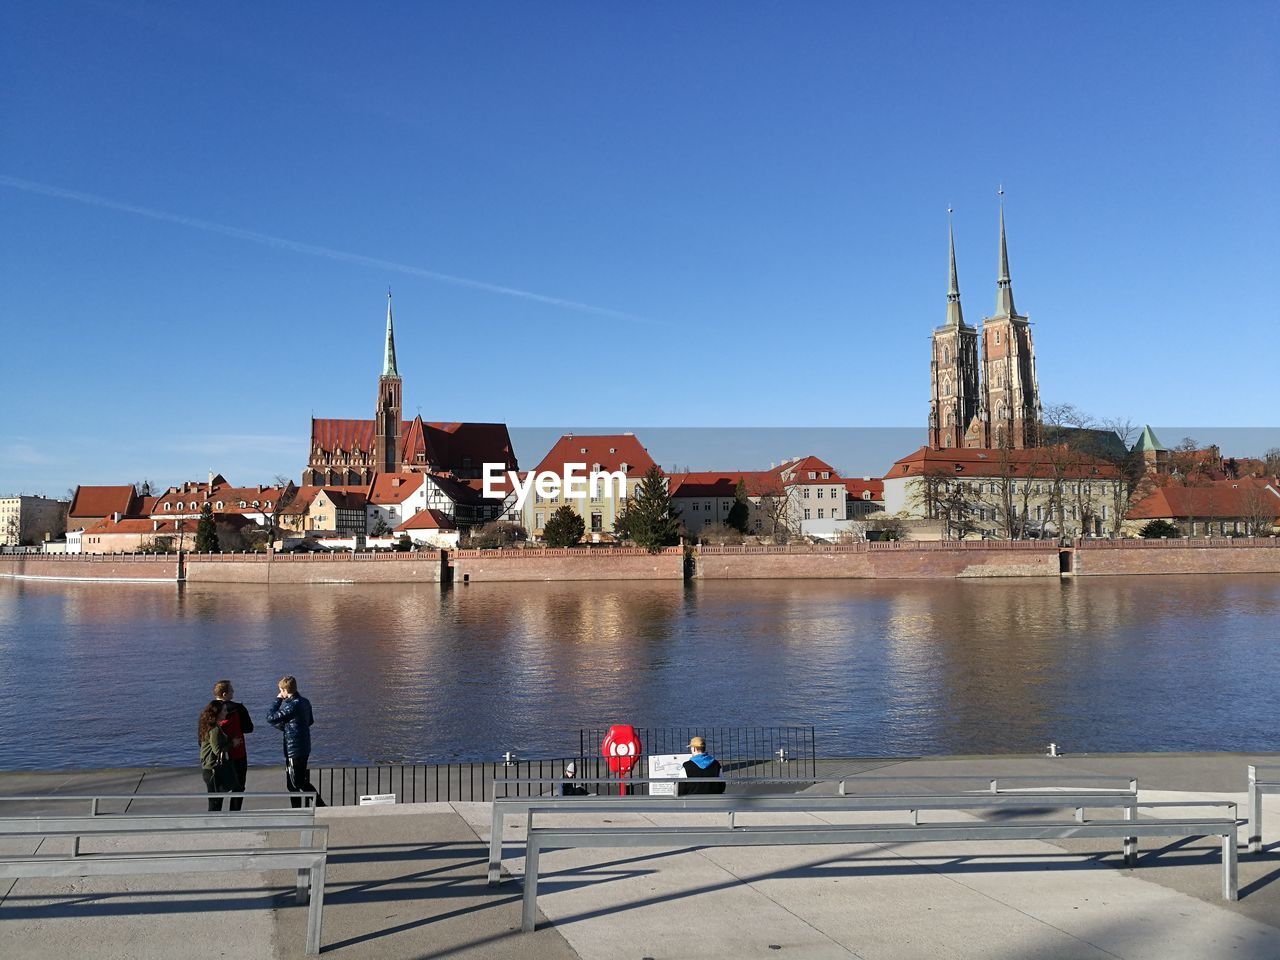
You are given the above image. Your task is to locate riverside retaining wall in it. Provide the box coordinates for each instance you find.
[1073,538,1280,576]
[0,554,179,581]
[185,552,444,584]
[451,546,685,582]
[694,542,1060,579]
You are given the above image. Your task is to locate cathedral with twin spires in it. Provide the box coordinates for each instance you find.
[928,200,1042,450]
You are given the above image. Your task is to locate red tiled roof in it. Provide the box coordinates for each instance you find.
[772,456,840,484]
[843,478,884,500]
[394,508,455,532]
[315,489,368,510]
[532,434,656,478]
[665,470,791,498]
[311,417,517,471]
[1125,485,1280,521]
[68,485,138,520]
[367,472,425,505]
[83,515,252,535]
[148,484,293,516]
[884,446,1122,481]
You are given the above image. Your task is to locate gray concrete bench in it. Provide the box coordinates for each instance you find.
[488,788,1149,885]
[1248,764,1280,853]
[520,816,1240,931]
[0,820,329,955]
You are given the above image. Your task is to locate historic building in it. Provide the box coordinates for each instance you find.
[303,294,517,487]
[928,201,1041,450]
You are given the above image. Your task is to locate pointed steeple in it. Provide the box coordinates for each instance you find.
[945,208,964,327]
[382,288,399,378]
[995,189,1017,317]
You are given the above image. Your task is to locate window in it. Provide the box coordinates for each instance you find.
[1035,505,1043,521]
[239,501,247,508]
[619,462,629,472]
[535,512,544,529]
[808,472,815,479]
[803,508,811,520]
[580,447,587,454]
[704,501,711,511]
[817,508,825,519]
[821,472,829,479]
[1102,505,1109,521]
[995,330,1001,344]
[692,502,699,512]
[265,502,272,510]
[164,503,171,511]
[754,518,762,530]
[863,491,871,500]
[535,493,544,504]
[817,488,824,498]
[215,502,224,510]
[1033,483,1041,495]
[609,447,616,454]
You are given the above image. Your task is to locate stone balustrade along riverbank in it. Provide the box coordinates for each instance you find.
[3,537,1280,583]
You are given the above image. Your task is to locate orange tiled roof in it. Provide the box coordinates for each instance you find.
[394,508,455,532]
[68,485,138,520]
[884,446,1122,481]
[1125,485,1280,521]
[367,472,425,505]
[843,478,884,500]
[532,434,656,478]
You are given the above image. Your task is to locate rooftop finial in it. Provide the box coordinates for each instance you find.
[382,290,399,377]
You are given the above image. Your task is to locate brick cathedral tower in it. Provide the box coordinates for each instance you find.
[928,212,981,448]
[976,195,1040,449]
[374,290,403,474]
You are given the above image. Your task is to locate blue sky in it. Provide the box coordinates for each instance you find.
[1,2,1277,494]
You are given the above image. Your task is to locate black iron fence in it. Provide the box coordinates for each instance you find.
[313,726,817,806]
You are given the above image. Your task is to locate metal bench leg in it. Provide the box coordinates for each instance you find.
[488,806,503,885]
[298,828,314,901]
[1123,804,1136,865]
[305,860,326,956]
[521,837,541,933]
[1224,832,1238,902]
[1249,782,1262,855]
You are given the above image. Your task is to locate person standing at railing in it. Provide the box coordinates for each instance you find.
[213,680,253,811]
[267,675,325,808]
[198,700,237,811]
[678,736,726,796]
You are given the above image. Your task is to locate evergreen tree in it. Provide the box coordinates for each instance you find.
[614,464,680,553]
[194,503,220,553]
[725,477,750,533]
[542,505,585,547]
[394,532,413,552]
[1139,519,1180,539]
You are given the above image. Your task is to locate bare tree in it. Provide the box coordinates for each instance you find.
[258,475,299,549]
[754,482,802,544]
[1240,484,1279,537]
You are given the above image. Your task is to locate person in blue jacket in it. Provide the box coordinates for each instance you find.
[678,736,726,796]
[266,675,324,807]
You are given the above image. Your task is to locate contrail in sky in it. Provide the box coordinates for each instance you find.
[0,173,660,325]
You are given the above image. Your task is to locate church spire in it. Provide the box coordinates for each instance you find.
[945,207,964,327]
[995,189,1017,317]
[382,288,399,377]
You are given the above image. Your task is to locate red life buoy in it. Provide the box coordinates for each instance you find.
[600,724,643,777]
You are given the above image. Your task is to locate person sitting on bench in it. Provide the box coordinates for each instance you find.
[678,736,726,795]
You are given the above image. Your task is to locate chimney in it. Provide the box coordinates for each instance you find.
[153,519,159,531]
[208,470,214,486]
[113,512,121,522]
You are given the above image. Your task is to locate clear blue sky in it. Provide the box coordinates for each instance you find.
[2,2,1277,494]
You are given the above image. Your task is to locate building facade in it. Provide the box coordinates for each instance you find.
[521,433,655,540]
[0,495,68,547]
[929,202,1041,450]
[884,445,1122,539]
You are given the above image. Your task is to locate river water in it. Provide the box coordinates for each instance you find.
[1,575,1277,770]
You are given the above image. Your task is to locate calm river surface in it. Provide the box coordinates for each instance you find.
[2,575,1278,770]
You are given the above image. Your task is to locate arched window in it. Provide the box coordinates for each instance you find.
[164,503,171,511]
[215,501,223,510]
[942,346,950,363]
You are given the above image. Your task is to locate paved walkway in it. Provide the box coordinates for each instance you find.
[3,754,1280,959]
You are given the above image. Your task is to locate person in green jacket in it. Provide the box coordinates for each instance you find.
[198,699,237,812]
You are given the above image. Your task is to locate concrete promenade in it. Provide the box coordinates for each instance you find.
[3,753,1280,958]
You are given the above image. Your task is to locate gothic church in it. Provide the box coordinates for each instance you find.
[928,201,1042,450]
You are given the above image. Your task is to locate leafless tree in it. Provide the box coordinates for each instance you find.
[754,482,801,544]
[258,475,299,549]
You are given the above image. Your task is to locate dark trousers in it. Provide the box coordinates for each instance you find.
[229,757,248,812]
[285,755,324,808]
[202,765,236,812]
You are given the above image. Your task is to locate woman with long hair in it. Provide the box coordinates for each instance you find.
[198,699,235,811]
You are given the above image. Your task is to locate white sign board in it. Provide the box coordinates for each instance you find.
[648,753,692,796]
[359,793,397,806]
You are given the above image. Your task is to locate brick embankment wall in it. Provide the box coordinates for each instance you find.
[694,543,1059,580]
[450,547,685,582]
[1073,539,1280,576]
[185,552,444,584]
[0,555,178,581]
